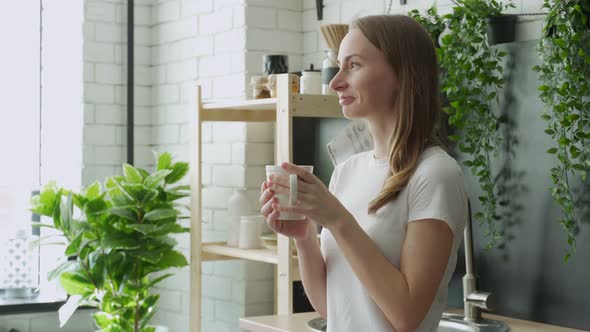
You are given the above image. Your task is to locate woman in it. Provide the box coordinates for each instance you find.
[259,15,467,332]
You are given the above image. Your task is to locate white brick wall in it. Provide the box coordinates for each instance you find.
[0,1,544,331]
[148,0,291,330]
[83,0,153,186]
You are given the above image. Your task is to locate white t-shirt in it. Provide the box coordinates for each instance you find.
[320,146,468,332]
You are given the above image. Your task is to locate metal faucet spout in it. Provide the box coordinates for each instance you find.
[463,199,495,321]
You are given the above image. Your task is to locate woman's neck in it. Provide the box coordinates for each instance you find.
[368,118,395,159]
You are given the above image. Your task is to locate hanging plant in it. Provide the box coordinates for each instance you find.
[437,0,513,249]
[409,8,456,149]
[409,7,446,48]
[533,0,590,261]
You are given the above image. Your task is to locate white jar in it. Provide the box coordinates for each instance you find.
[227,188,251,247]
[300,66,321,95]
[239,215,265,249]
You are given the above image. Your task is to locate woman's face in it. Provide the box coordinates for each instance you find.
[329,29,399,120]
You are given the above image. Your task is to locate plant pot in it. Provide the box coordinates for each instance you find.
[486,14,517,45]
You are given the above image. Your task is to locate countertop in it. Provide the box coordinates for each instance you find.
[239,309,587,332]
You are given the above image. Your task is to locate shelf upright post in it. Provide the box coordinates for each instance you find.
[275,73,295,315]
[190,86,203,332]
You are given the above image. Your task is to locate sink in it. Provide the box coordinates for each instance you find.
[437,313,510,332]
[307,317,327,332]
[307,313,509,332]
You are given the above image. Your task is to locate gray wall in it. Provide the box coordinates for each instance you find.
[450,40,590,330]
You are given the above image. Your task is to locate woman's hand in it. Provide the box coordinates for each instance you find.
[259,179,311,241]
[266,162,353,232]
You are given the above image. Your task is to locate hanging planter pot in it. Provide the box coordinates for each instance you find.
[486,14,517,45]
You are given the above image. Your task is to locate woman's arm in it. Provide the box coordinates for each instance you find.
[259,179,328,317]
[330,216,453,332]
[267,163,452,329]
[294,221,328,318]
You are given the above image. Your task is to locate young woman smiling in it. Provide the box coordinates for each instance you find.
[259,15,468,332]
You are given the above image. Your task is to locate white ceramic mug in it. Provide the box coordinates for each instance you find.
[265,165,313,221]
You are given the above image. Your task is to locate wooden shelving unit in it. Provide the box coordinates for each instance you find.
[189,74,343,332]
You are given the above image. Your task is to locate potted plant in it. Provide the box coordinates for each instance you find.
[435,0,512,248]
[452,0,517,45]
[31,152,190,331]
[533,0,590,261]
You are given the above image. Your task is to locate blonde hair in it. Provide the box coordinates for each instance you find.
[352,15,446,214]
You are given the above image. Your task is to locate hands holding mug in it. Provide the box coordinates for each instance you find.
[259,162,353,240]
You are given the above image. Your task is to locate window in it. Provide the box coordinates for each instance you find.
[0,0,46,305]
[0,1,84,308]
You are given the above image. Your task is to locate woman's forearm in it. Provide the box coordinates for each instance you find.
[294,224,327,317]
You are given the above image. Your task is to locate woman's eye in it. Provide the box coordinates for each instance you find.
[350,62,359,69]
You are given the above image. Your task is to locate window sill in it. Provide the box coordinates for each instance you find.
[0,288,67,315]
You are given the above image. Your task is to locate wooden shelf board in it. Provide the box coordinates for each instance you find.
[201,242,279,264]
[199,95,343,121]
[200,99,277,122]
[202,98,277,111]
[291,94,343,118]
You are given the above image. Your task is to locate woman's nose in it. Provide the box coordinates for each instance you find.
[329,69,347,92]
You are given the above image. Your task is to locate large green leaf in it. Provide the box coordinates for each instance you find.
[60,193,73,233]
[139,189,159,204]
[146,273,173,289]
[153,236,178,249]
[30,181,59,217]
[106,177,135,205]
[144,170,172,189]
[123,164,143,184]
[65,233,83,256]
[121,183,148,202]
[72,193,87,209]
[165,162,189,184]
[154,223,189,236]
[165,185,190,201]
[130,250,162,264]
[144,208,177,222]
[110,206,138,222]
[48,260,79,281]
[85,197,109,216]
[159,250,188,268]
[156,152,172,171]
[138,294,159,325]
[89,252,107,289]
[59,272,94,296]
[93,312,113,329]
[101,234,140,250]
[129,223,187,237]
[128,224,158,235]
[84,181,102,200]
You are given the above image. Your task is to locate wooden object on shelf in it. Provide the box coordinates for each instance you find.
[189,73,344,332]
[320,24,349,51]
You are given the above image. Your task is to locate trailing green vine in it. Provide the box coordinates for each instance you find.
[413,0,513,248]
[409,7,446,49]
[534,0,590,261]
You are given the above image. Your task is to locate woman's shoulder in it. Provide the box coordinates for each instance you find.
[329,150,374,186]
[334,150,374,171]
[413,146,464,180]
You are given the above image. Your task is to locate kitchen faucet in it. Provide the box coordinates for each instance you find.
[463,199,496,321]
